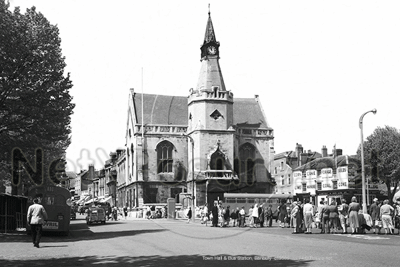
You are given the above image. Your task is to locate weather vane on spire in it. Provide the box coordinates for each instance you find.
[208,3,211,16]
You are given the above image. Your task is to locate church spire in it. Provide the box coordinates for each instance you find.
[203,6,217,45]
[195,8,226,92]
[200,6,220,59]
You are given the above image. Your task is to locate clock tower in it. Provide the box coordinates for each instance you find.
[200,10,220,59]
[186,9,236,205]
[188,9,233,132]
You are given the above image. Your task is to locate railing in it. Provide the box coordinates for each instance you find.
[236,128,274,137]
[188,89,234,102]
[202,170,236,179]
[135,125,188,134]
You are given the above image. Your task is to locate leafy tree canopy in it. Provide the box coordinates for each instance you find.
[0,1,75,193]
[358,126,400,203]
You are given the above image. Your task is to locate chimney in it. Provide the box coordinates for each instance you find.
[295,143,303,157]
[322,146,328,157]
[89,164,95,179]
[300,152,308,166]
[295,143,303,166]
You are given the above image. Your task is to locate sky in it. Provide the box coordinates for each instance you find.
[8,0,400,173]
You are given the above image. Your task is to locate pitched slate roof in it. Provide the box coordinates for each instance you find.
[293,155,361,172]
[132,93,271,129]
[274,151,294,160]
[233,98,270,128]
[133,93,188,125]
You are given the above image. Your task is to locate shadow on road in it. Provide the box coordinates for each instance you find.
[0,227,167,243]
[0,254,313,267]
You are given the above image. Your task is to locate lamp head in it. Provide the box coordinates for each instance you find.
[372,108,377,115]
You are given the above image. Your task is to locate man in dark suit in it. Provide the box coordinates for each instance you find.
[211,202,218,227]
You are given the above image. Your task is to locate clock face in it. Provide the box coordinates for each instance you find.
[207,46,217,55]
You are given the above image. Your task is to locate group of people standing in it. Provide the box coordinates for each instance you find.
[200,202,275,228]
[286,196,400,235]
[198,197,400,235]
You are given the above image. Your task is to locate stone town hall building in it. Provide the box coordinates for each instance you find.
[123,11,275,208]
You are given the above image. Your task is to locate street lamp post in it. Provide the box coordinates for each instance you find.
[359,109,377,214]
[183,134,195,222]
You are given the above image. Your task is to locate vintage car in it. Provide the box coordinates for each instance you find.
[86,207,106,225]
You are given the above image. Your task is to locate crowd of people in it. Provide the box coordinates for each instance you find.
[198,197,400,235]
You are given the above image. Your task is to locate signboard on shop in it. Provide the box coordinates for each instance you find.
[337,166,348,189]
[293,171,303,194]
[305,170,317,195]
[320,168,333,190]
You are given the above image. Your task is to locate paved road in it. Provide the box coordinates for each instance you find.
[1,215,399,266]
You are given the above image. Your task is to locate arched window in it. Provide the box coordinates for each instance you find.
[157,141,174,173]
[210,149,225,177]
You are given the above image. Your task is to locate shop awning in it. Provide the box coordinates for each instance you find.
[99,196,112,203]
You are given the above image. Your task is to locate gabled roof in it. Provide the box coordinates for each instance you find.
[132,93,270,129]
[133,93,188,126]
[234,98,270,128]
[274,151,294,160]
[293,155,361,172]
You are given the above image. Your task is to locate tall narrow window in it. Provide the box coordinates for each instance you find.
[157,141,173,173]
[239,143,256,185]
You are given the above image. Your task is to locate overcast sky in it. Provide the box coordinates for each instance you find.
[9,0,400,173]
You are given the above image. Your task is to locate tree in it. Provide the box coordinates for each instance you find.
[358,126,400,204]
[0,1,75,193]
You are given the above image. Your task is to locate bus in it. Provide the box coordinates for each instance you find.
[223,193,293,216]
[27,184,72,235]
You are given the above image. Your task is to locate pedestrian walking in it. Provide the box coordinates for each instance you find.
[123,206,128,220]
[27,198,48,248]
[187,207,192,223]
[211,202,218,227]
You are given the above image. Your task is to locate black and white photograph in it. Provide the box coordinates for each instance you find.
[1,1,400,266]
